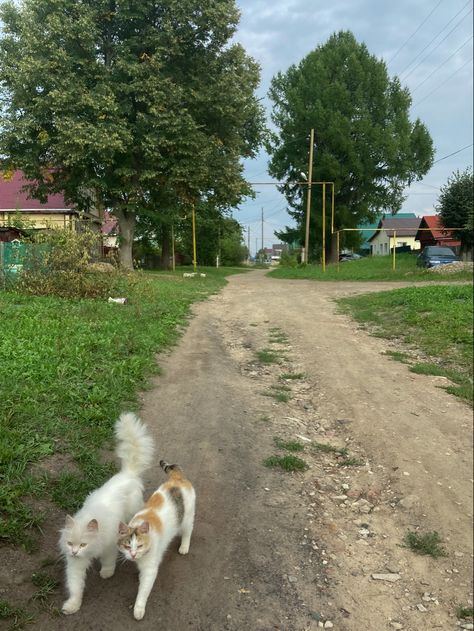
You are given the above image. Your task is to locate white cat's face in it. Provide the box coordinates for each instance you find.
[61,516,99,558]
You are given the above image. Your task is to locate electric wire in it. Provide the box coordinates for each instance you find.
[398,0,472,78]
[412,57,473,106]
[432,143,473,163]
[410,34,473,92]
[389,0,444,64]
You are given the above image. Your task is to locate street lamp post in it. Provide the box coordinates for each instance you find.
[303,128,315,263]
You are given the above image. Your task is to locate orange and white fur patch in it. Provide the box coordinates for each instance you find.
[118,460,196,621]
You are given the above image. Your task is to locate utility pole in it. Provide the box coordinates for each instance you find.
[261,207,264,262]
[247,226,250,262]
[304,128,315,264]
[255,238,258,261]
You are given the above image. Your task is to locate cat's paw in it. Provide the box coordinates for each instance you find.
[100,566,115,579]
[62,599,81,615]
[133,604,146,620]
[178,543,190,555]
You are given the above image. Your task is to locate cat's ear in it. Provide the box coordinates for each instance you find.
[65,515,75,528]
[87,519,98,532]
[137,521,149,534]
[118,522,129,536]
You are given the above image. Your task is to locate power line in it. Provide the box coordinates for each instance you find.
[433,143,473,164]
[412,57,473,106]
[411,34,473,93]
[389,0,444,65]
[398,0,472,78]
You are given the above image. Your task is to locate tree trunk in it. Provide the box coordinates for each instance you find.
[328,233,338,263]
[114,208,136,271]
[160,225,171,270]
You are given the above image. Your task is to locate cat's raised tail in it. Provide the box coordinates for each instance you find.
[115,413,155,476]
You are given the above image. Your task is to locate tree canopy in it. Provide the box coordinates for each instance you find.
[0,0,266,268]
[267,30,434,259]
[437,167,473,252]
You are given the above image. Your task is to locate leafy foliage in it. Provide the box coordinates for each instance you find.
[437,168,473,251]
[0,0,266,268]
[267,31,434,259]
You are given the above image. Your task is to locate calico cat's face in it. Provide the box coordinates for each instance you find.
[117,521,150,561]
[60,516,99,558]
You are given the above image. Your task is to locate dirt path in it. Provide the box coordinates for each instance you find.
[10,270,473,630]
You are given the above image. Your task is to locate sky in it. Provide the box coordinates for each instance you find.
[232,0,474,254]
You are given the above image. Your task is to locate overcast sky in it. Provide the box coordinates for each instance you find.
[233,0,473,253]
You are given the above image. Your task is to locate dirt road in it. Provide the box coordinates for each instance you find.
[13,270,474,630]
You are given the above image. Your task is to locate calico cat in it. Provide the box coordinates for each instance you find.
[59,412,154,615]
[118,460,196,620]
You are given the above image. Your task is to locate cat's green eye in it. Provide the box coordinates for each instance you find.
[67,542,72,546]
[80,543,87,547]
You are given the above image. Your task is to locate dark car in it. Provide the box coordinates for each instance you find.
[416,246,460,268]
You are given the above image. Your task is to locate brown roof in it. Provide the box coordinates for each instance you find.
[368,216,421,240]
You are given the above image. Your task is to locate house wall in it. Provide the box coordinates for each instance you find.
[370,233,420,255]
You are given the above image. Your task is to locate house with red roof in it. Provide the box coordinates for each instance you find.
[415,215,461,254]
[0,170,101,240]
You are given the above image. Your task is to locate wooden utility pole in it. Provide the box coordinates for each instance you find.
[304,128,315,263]
[261,207,264,260]
[247,226,250,261]
[192,202,197,272]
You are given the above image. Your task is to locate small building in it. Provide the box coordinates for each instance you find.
[101,211,119,256]
[0,170,101,237]
[415,215,461,254]
[368,214,421,255]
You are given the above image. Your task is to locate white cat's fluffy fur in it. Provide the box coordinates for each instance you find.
[59,412,154,615]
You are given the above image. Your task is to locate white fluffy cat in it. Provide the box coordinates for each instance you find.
[117,460,196,620]
[59,412,154,615]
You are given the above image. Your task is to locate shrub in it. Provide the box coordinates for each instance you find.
[14,227,123,299]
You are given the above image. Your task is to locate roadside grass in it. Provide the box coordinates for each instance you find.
[268,327,289,344]
[337,457,365,467]
[30,572,59,606]
[456,605,474,619]
[338,285,473,404]
[262,389,291,403]
[0,267,235,547]
[403,530,448,558]
[312,442,348,457]
[280,372,305,380]
[274,437,305,452]
[256,348,280,364]
[263,454,308,472]
[268,253,473,282]
[383,350,412,364]
[0,600,34,630]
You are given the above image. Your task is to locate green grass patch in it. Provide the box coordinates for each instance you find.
[339,285,473,404]
[263,454,308,472]
[0,267,235,546]
[337,457,364,467]
[255,348,280,364]
[280,372,305,380]
[383,350,412,364]
[262,389,291,403]
[0,600,34,630]
[312,442,348,457]
[456,605,474,619]
[30,572,59,605]
[274,437,305,452]
[269,253,473,282]
[403,530,448,558]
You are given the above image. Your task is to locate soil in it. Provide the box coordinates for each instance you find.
[1,270,472,631]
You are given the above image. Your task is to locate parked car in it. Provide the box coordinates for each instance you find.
[416,246,460,268]
[339,252,362,262]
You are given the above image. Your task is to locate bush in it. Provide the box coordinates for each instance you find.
[279,250,299,267]
[15,228,123,299]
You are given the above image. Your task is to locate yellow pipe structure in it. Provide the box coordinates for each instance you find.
[331,182,335,234]
[171,224,176,272]
[322,182,326,271]
[392,230,396,271]
[192,203,197,272]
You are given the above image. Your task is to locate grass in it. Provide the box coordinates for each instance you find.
[383,350,412,364]
[268,253,473,282]
[280,372,305,380]
[30,572,59,605]
[456,605,474,619]
[312,442,348,457]
[0,601,34,630]
[403,530,448,558]
[0,267,237,547]
[263,454,308,472]
[255,348,280,364]
[337,457,364,467]
[263,389,291,403]
[339,285,473,403]
[274,437,305,452]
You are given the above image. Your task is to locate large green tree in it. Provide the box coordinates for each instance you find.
[0,0,265,268]
[267,31,434,260]
[437,168,473,254]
